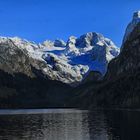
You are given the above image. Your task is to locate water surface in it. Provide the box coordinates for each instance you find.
[0,109,140,140]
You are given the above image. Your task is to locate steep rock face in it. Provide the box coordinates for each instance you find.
[98,22,140,108]
[0,38,33,76]
[123,11,140,44]
[98,11,140,108]
[106,12,140,80]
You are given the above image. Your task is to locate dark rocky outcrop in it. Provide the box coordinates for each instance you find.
[82,71,102,84]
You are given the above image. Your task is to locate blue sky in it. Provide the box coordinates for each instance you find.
[0,0,139,47]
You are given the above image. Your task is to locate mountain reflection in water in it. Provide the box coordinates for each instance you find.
[0,109,139,140]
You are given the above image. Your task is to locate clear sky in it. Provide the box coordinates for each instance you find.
[0,0,139,47]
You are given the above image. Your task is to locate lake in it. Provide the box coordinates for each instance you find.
[0,109,140,140]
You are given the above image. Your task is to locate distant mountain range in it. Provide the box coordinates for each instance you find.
[0,11,139,108]
[0,32,119,85]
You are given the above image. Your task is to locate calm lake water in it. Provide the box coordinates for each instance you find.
[0,109,140,140]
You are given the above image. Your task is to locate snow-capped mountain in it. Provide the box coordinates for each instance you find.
[0,32,119,85]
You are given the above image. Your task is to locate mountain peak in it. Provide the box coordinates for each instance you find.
[133,11,140,19]
[122,10,140,45]
[0,32,119,85]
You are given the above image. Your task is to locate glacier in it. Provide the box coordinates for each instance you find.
[0,32,120,85]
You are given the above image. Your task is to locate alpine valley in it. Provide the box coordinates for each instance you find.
[0,11,140,109]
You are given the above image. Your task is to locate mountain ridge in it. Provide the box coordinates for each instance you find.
[0,32,119,86]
